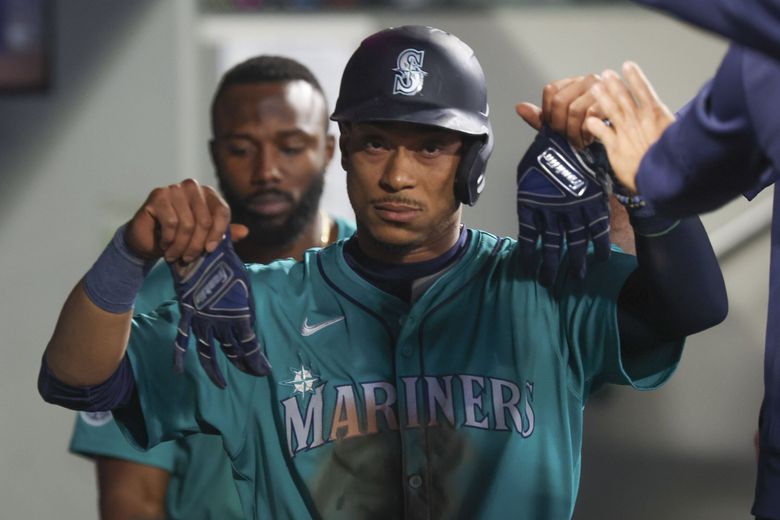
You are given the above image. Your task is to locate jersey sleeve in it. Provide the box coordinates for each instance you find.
[112,301,258,459]
[556,249,683,398]
[69,412,176,471]
[334,216,357,240]
[66,262,181,469]
[633,0,780,60]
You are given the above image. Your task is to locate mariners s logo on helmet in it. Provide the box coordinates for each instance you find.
[393,48,427,96]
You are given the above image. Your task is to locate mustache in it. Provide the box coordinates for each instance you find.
[370,196,425,210]
[244,189,294,205]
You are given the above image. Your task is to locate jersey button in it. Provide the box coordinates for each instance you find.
[408,474,423,489]
[401,345,413,357]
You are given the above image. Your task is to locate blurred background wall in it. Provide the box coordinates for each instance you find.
[0,1,768,518]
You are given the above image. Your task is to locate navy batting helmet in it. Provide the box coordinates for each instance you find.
[331,25,493,206]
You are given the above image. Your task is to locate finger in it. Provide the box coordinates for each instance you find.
[220,326,250,374]
[584,204,612,262]
[194,322,227,389]
[547,77,585,134]
[622,61,662,110]
[516,205,540,261]
[140,187,179,254]
[541,77,576,125]
[549,74,600,143]
[173,307,193,373]
[590,73,622,126]
[229,223,250,243]
[163,183,196,262]
[566,90,598,150]
[236,320,272,376]
[179,179,215,263]
[539,212,563,288]
[580,105,607,147]
[515,102,543,131]
[584,115,615,149]
[563,214,588,280]
[602,69,638,122]
[203,186,231,253]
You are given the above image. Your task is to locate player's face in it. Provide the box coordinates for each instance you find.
[210,80,334,245]
[341,121,463,262]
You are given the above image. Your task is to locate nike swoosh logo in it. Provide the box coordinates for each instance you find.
[301,316,345,337]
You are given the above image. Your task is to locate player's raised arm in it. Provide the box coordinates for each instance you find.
[41,179,232,388]
[519,70,727,345]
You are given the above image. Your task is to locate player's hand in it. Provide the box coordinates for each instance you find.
[171,228,272,388]
[516,74,605,150]
[516,124,611,287]
[584,62,675,193]
[124,179,248,263]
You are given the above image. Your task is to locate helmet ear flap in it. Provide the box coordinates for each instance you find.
[455,126,494,206]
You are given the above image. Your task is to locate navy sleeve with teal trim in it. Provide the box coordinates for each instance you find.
[636,45,776,216]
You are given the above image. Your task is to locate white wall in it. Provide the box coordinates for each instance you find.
[0,3,768,519]
[0,1,190,518]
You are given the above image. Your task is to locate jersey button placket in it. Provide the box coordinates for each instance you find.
[396,315,428,520]
[400,315,416,357]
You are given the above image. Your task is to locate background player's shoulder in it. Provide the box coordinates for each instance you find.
[245,255,313,300]
[469,227,519,257]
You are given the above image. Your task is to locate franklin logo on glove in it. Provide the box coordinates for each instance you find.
[538,149,588,196]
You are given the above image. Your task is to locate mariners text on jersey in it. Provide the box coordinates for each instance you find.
[282,373,536,456]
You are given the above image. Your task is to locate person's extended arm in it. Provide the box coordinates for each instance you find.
[616,215,727,354]
[96,458,169,520]
[523,68,727,346]
[633,0,780,60]
[587,56,772,216]
[41,180,231,388]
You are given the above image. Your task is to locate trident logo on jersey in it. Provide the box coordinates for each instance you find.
[393,48,427,96]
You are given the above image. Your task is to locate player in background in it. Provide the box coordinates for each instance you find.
[69,55,355,520]
[39,26,723,519]
[578,3,780,517]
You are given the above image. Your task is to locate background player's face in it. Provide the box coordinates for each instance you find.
[210,80,334,246]
[341,121,463,261]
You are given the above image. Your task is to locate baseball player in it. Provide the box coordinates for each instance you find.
[39,26,727,519]
[577,3,780,518]
[68,56,355,519]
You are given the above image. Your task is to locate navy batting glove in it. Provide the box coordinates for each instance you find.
[170,229,271,388]
[516,125,611,286]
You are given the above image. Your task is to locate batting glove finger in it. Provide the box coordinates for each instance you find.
[173,306,194,374]
[539,212,564,287]
[235,320,272,377]
[517,205,541,264]
[584,203,611,262]
[194,321,227,389]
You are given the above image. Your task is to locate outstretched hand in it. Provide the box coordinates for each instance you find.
[124,178,266,387]
[124,178,248,263]
[584,62,675,193]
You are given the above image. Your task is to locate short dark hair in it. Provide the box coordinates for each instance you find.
[210,55,329,134]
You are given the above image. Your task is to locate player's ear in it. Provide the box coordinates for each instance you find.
[208,138,218,167]
[324,132,336,168]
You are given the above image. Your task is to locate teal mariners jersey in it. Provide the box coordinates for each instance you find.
[113,229,683,520]
[70,216,355,520]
